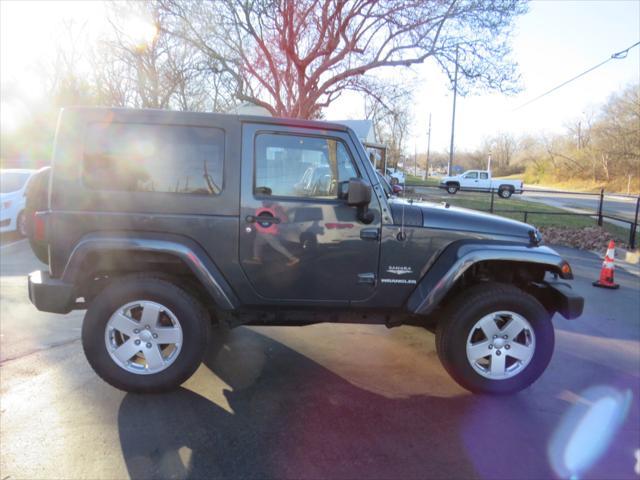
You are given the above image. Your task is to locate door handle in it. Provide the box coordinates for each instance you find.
[360,228,380,241]
[357,273,376,285]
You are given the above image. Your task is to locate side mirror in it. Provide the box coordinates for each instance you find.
[347,178,371,206]
[347,178,374,224]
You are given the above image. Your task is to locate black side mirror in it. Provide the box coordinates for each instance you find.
[347,178,374,224]
[347,178,371,206]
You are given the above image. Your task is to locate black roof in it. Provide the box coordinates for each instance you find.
[61,106,351,133]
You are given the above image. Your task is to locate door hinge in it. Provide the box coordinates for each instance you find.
[357,273,376,285]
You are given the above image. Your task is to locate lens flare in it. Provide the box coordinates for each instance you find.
[548,386,632,479]
[122,16,157,48]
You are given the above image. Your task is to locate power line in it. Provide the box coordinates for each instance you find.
[514,41,640,111]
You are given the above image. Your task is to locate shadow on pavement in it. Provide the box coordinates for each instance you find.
[117,326,559,480]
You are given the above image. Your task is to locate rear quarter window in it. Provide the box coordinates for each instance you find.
[83,123,224,195]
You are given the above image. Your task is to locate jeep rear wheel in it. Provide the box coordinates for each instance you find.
[446,184,459,194]
[436,283,553,394]
[82,276,210,393]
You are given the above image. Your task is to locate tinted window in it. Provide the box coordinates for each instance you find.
[480,172,489,179]
[464,172,478,179]
[84,123,224,195]
[0,172,30,193]
[254,134,358,198]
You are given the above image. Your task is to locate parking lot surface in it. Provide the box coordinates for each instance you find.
[1,239,639,479]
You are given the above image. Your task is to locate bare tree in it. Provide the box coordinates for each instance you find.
[492,132,517,168]
[592,84,639,180]
[160,0,527,119]
[93,1,236,111]
[364,82,412,169]
[36,19,97,108]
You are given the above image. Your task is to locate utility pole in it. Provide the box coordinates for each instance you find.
[425,113,431,180]
[414,142,418,177]
[448,45,459,176]
[577,120,582,150]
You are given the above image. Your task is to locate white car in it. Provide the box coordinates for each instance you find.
[439,170,523,199]
[385,168,405,185]
[1,168,38,235]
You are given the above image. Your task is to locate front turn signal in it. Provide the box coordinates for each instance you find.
[560,262,573,279]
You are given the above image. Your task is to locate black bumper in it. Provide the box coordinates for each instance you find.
[28,270,75,314]
[545,280,584,319]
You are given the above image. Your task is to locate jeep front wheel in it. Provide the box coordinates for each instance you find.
[436,283,553,394]
[82,276,210,393]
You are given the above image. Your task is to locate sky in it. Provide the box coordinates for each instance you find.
[1,0,639,152]
[327,0,640,152]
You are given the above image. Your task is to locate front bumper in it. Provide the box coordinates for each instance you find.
[0,214,15,233]
[1,200,22,233]
[28,270,75,314]
[543,280,584,319]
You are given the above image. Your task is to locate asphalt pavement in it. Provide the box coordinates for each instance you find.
[1,240,639,479]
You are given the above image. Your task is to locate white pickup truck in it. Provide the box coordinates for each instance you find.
[439,170,524,199]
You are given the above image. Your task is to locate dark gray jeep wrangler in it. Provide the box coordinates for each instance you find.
[27,107,583,394]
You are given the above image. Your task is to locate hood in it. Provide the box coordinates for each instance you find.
[389,198,534,240]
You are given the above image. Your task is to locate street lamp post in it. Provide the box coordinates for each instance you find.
[425,113,431,180]
[448,45,459,176]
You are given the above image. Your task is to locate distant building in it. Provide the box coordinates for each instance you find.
[330,119,390,173]
[330,119,377,144]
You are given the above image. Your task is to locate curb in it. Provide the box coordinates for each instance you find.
[623,249,639,265]
[589,248,640,278]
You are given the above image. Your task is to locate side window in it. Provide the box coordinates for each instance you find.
[464,172,478,179]
[84,123,224,195]
[254,133,358,198]
[480,172,489,180]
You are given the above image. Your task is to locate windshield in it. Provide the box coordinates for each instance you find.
[0,172,30,193]
[376,171,393,198]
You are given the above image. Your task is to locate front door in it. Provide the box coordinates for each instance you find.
[239,124,381,303]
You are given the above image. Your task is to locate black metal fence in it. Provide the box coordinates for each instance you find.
[404,184,640,249]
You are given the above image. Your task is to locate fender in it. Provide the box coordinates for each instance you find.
[406,240,571,316]
[62,232,238,310]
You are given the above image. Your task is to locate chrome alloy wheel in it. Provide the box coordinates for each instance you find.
[466,311,536,380]
[104,300,183,375]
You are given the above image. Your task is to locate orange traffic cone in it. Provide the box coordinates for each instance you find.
[593,240,620,289]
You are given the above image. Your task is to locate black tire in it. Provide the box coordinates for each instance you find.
[17,211,27,237]
[28,236,49,265]
[436,282,554,395]
[498,187,513,199]
[446,184,459,194]
[24,167,50,262]
[82,275,210,393]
